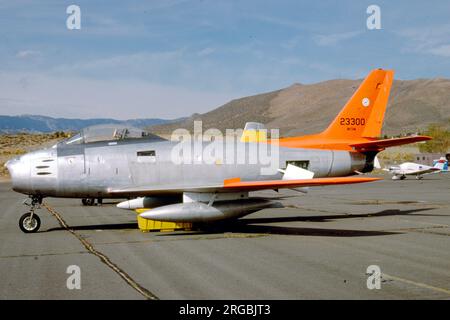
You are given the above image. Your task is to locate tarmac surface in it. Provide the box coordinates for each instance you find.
[0,174,449,299]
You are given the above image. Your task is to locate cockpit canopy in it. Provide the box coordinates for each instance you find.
[63,124,162,145]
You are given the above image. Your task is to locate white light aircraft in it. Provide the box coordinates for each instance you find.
[384,162,442,180]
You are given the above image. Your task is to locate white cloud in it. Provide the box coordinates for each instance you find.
[247,14,305,31]
[82,13,150,37]
[0,72,234,119]
[197,47,216,57]
[52,50,186,74]
[396,24,450,57]
[428,44,450,57]
[16,50,40,59]
[313,31,363,47]
[281,35,303,49]
[47,48,267,95]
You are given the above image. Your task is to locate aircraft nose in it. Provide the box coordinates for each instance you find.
[4,158,13,169]
[5,155,31,193]
[5,157,20,175]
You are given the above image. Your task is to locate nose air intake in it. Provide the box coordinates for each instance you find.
[5,155,30,193]
[6,149,57,195]
[5,157,19,176]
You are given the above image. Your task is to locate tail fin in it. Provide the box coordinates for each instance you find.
[433,157,448,171]
[321,69,394,140]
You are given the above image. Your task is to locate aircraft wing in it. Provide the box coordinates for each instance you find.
[109,176,381,196]
[222,176,380,191]
[404,167,441,175]
[350,136,432,151]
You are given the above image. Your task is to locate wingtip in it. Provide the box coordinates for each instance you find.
[354,176,382,182]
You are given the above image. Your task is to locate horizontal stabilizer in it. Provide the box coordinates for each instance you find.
[350,136,432,151]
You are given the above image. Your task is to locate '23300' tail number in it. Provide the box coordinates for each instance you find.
[340,118,366,126]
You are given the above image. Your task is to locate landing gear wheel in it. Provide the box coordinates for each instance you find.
[82,198,95,206]
[19,212,41,233]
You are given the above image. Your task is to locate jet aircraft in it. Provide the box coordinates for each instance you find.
[5,69,432,233]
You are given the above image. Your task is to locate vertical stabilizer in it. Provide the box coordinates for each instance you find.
[321,69,394,140]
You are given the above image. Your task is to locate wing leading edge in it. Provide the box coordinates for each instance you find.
[110,176,381,197]
[403,167,440,176]
[223,176,381,191]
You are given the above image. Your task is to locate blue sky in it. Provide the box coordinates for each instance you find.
[0,0,449,119]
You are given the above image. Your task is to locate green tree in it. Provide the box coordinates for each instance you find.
[418,124,450,153]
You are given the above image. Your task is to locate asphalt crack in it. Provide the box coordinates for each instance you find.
[43,202,159,300]
[391,225,450,236]
[0,251,88,259]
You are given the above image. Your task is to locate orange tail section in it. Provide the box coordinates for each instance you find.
[321,69,394,140]
[275,69,431,151]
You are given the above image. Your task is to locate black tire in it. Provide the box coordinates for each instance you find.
[19,212,41,233]
[81,198,88,206]
[85,198,95,206]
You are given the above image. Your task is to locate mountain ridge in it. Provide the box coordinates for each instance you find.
[2,77,449,136]
[148,78,450,137]
[0,115,183,133]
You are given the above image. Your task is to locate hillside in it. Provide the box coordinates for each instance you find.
[0,115,181,133]
[149,78,450,137]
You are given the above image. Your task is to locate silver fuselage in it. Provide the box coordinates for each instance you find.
[6,137,368,198]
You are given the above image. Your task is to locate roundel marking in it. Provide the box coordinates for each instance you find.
[362,97,370,107]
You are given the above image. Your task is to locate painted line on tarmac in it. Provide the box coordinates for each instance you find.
[43,202,159,300]
[383,273,450,296]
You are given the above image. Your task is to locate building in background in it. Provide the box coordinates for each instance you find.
[414,153,450,167]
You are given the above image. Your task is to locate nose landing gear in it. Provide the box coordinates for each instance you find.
[81,198,102,206]
[19,196,43,233]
